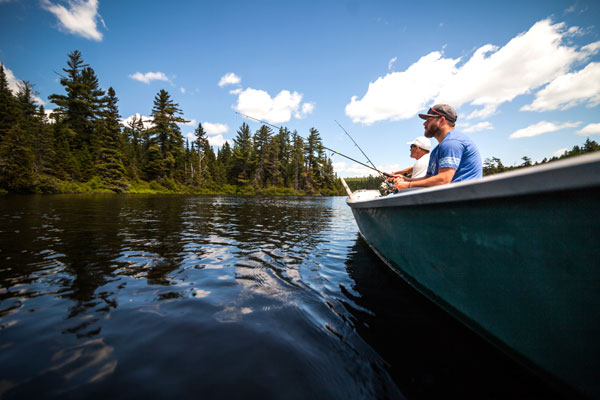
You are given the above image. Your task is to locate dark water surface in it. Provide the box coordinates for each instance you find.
[0,195,563,399]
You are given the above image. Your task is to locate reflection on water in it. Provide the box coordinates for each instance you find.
[0,195,562,399]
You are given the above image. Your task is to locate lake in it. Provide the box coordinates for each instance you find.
[0,194,563,399]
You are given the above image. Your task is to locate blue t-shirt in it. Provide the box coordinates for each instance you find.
[426,131,482,182]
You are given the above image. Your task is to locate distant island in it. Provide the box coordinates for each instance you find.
[0,51,344,196]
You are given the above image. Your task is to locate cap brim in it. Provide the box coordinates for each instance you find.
[418,113,436,120]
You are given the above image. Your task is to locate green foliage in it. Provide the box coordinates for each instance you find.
[0,50,353,197]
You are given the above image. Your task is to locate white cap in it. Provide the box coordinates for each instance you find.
[406,136,431,151]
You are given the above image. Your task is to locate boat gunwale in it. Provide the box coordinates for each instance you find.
[347,152,600,208]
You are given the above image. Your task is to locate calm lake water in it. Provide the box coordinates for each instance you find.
[0,195,563,399]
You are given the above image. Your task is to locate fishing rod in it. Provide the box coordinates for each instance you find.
[235,112,392,177]
[334,120,384,179]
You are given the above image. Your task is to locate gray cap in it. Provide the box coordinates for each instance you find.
[419,104,457,123]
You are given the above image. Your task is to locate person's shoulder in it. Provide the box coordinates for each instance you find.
[447,131,474,144]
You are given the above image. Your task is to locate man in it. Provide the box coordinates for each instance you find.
[391,136,431,179]
[393,104,482,191]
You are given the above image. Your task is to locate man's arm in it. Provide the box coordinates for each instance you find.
[391,166,413,176]
[393,167,456,190]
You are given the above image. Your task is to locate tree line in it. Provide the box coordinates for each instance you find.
[344,138,600,191]
[0,50,344,195]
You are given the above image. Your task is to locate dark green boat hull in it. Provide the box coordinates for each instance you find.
[348,156,600,398]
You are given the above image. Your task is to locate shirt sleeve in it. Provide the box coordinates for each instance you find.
[437,139,463,170]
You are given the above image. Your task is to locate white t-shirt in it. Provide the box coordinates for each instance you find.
[412,153,430,178]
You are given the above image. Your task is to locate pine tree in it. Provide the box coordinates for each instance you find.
[193,123,209,186]
[31,106,54,175]
[251,125,272,187]
[291,131,306,191]
[149,89,188,181]
[0,63,17,139]
[231,123,254,185]
[123,114,145,179]
[95,87,127,191]
[217,141,233,184]
[0,123,34,191]
[305,127,323,192]
[48,50,105,180]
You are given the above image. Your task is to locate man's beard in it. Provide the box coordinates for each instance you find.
[425,123,441,138]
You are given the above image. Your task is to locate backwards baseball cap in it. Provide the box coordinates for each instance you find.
[418,104,457,123]
[407,136,431,151]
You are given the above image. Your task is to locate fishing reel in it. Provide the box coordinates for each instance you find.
[380,179,396,195]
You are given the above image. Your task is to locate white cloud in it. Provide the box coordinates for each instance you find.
[388,57,397,71]
[577,123,600,136]
[203,122,228,135]
[184,132,229,147]
[234,88,305,124]
[41,0,105,41]
[509,121,581,139]
[465,105,497,120]
[208,134,228,147]
[129,71,170,84]
[345,51,458,125]
[521,62,600,111]
[121,113,154,129]
[295,102,315,119]
[229,88,242,95]
[553,148,568,157]
[462,121,494,133]
[218,72,241,87]
[346,19,598,124]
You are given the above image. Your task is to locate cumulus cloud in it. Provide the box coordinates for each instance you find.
[121,113,154,129]
[462,121,494,133]
[345,52,458,125]
[509,121,581,139]
[41,0,105,41]
[295,102,315,119]
[129,72,170,84]
[521,62,600,111]
[234,88,312,124]
[346,19,599,124]
[577,123,600,136]
[203,122,228,135]
[218,72,241,87]
[208,134,228,147]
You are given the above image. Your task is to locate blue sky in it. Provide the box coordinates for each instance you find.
[1,0,599,176]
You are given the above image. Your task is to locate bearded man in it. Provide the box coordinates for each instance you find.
[393,104,482,191]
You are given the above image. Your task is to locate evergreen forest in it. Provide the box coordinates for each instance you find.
[0,51,344,196]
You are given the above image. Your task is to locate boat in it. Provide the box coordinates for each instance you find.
[341,152,600,398]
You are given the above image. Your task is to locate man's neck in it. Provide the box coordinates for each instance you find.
[435,128,453,144]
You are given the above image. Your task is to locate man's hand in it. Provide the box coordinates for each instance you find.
[393,177,410,191]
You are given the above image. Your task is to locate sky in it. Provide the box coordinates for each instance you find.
[1,0,599,177]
